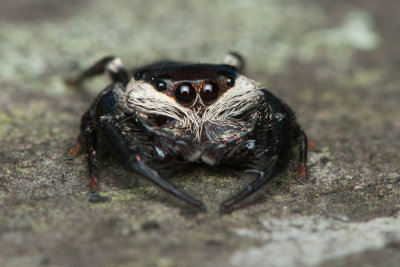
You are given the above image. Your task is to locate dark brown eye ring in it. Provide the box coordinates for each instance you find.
[175,83,196,105]
[200,82,220,105]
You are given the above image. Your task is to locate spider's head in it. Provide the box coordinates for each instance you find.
[132,63,238,107]
[125,54,261,135]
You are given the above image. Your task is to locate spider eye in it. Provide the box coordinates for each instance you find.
[200,82,219,105]
[225,76,235,87]
[175,83,196,105]
[134,71,144,80]
[155,81,167,91]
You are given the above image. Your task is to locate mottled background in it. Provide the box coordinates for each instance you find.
[0,0,399,266]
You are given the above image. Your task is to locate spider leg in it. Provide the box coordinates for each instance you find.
[224,52,245,72]
[219,156,277,213]
[296,127,308,181]
[79,109,109,202]
[70,56,129,86]
[261,89,309,182]
[70,84,121,202]
[83,128,98,191]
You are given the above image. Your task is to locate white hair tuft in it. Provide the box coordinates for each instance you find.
[125,75,263,141]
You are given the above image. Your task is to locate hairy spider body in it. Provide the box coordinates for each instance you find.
[70,54,308,212]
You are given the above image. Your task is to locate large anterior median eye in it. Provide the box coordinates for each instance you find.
[200,82,219,105]
[175,83,196,105]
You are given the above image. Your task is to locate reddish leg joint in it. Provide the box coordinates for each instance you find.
[68,143,82,157]
[298,162,307,179]
[307,141,316,151]
[89,175,100,193]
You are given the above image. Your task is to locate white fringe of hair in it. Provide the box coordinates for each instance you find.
[125,75,264,140]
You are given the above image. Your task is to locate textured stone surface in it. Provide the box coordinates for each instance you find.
[1,0,399,266]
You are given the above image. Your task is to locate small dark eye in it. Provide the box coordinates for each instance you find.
[155,81,167,91]
[175,83,196,105]
[225,76,235,87]
[134,71,144,80]
[200,82,219,105]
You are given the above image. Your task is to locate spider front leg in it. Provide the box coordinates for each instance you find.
[95,87,207,211]
[68,56,129,86]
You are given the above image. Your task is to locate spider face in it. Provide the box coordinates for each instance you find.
[70,53,308,213]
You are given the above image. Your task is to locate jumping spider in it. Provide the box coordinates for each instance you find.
[69,53,308,213]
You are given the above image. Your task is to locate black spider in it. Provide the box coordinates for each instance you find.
[68,53,308,213]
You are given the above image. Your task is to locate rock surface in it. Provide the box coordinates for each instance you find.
[1,0,399,266]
